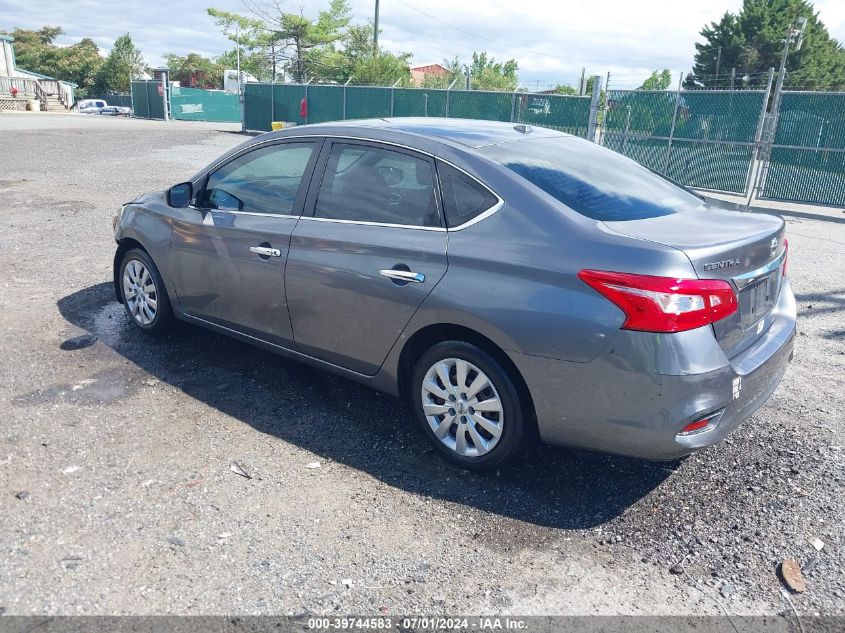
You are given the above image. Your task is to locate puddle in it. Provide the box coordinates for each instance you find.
[60,335,97,351]
[13,366,139,407]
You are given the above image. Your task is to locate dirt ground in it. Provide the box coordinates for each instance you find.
[0,113,842,617]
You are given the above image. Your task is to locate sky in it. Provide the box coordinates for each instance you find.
[3,0,845,89]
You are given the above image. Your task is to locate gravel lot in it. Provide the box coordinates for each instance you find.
[0,113,843,617]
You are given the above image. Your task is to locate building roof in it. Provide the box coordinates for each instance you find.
[16,67,78,87]
[410,63,449,74]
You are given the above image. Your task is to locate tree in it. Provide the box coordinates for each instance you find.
[639,69,673,90]
[686,0,845,90]
[465,52,518,91]
[350,51,411,86]
[96,34,146,93]
[4,27,104,96]
[208,0,352,83]
[164,52,224,88]
[420,53,517,91]
[214,48,270,82]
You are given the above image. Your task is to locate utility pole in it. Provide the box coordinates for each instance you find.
[237,24,244,132]
[373,0,380,55]
[715,46,722,85]
[587,75,602,142]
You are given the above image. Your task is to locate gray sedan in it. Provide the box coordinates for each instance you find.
[112,118,795,469]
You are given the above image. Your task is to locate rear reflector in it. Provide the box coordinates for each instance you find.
[578,270,738,333]
[782,238,789,277]
[678,411,723,436]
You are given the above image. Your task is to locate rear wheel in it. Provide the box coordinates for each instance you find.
[119,248,172,334]
[411,341,525,469]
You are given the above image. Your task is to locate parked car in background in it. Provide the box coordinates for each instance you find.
[98,105,132,117]
[111,119,795,469]
[77,99,108,114]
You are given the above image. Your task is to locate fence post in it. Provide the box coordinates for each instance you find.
[269,83,275,128]
[597,72,610,144]
[343,78,351,120]
[445,77,458,118]
[747,67,777,205]
[587,75,602,142]
[161,73,169,122]
[662,73,684,173]
[622,106,632,155]
[304,78,311,125]
[510,91,517,123]
[391,79,400,117]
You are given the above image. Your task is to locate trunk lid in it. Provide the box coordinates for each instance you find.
[604,205,786,359]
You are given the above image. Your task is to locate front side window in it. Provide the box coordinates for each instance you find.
[314,143,440,227]
[200,142,316,215]
[479,136,704,221]
[437,161,500,228]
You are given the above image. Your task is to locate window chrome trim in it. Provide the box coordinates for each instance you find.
[298,216,446,232]
[192,133,507,232]
[731,250,786,289]
[188,206,300,220]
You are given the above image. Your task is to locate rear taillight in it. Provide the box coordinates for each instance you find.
[782,238,789,277]
[578,270,738,333]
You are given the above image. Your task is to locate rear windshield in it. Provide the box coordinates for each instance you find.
[479,136,703,221]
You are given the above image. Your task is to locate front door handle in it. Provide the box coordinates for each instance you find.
[249,246,282,258]
[379,269,425,283]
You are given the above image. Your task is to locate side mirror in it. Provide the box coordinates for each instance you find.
[167,182,193,208]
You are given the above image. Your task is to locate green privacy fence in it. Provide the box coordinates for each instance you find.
[760,91,845,206]
[243,83,592,137]
[602,89,769,193]
[170,86,240,122]
[130,81,166,120]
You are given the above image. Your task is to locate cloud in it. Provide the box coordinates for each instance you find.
[2,0,844,89]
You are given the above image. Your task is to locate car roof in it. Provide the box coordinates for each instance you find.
[263,117,570,150]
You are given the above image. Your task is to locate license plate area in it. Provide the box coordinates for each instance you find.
[738,272,777,328]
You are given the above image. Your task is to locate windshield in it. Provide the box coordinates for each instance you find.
[479,136,704,221]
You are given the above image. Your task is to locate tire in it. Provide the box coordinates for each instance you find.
[119,248,173,335]
[411,340,525,470]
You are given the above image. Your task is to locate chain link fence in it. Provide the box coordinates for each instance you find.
[601,87,770,194]
[131,76,845,207]
[758,91,845,206]
[242,82,593,136]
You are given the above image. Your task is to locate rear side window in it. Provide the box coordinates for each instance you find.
[437,162,500,228]
[479,136,703,221]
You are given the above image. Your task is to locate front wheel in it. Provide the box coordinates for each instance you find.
[411,341,526,470]
[119,248,173,334]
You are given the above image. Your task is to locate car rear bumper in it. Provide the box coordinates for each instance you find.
[510,279,796,460]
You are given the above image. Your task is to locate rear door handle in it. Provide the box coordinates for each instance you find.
[249,246,282,257]
[379,269,425,283]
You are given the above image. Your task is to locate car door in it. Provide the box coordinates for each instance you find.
[285,140,448,375]
[170,139,321,346]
